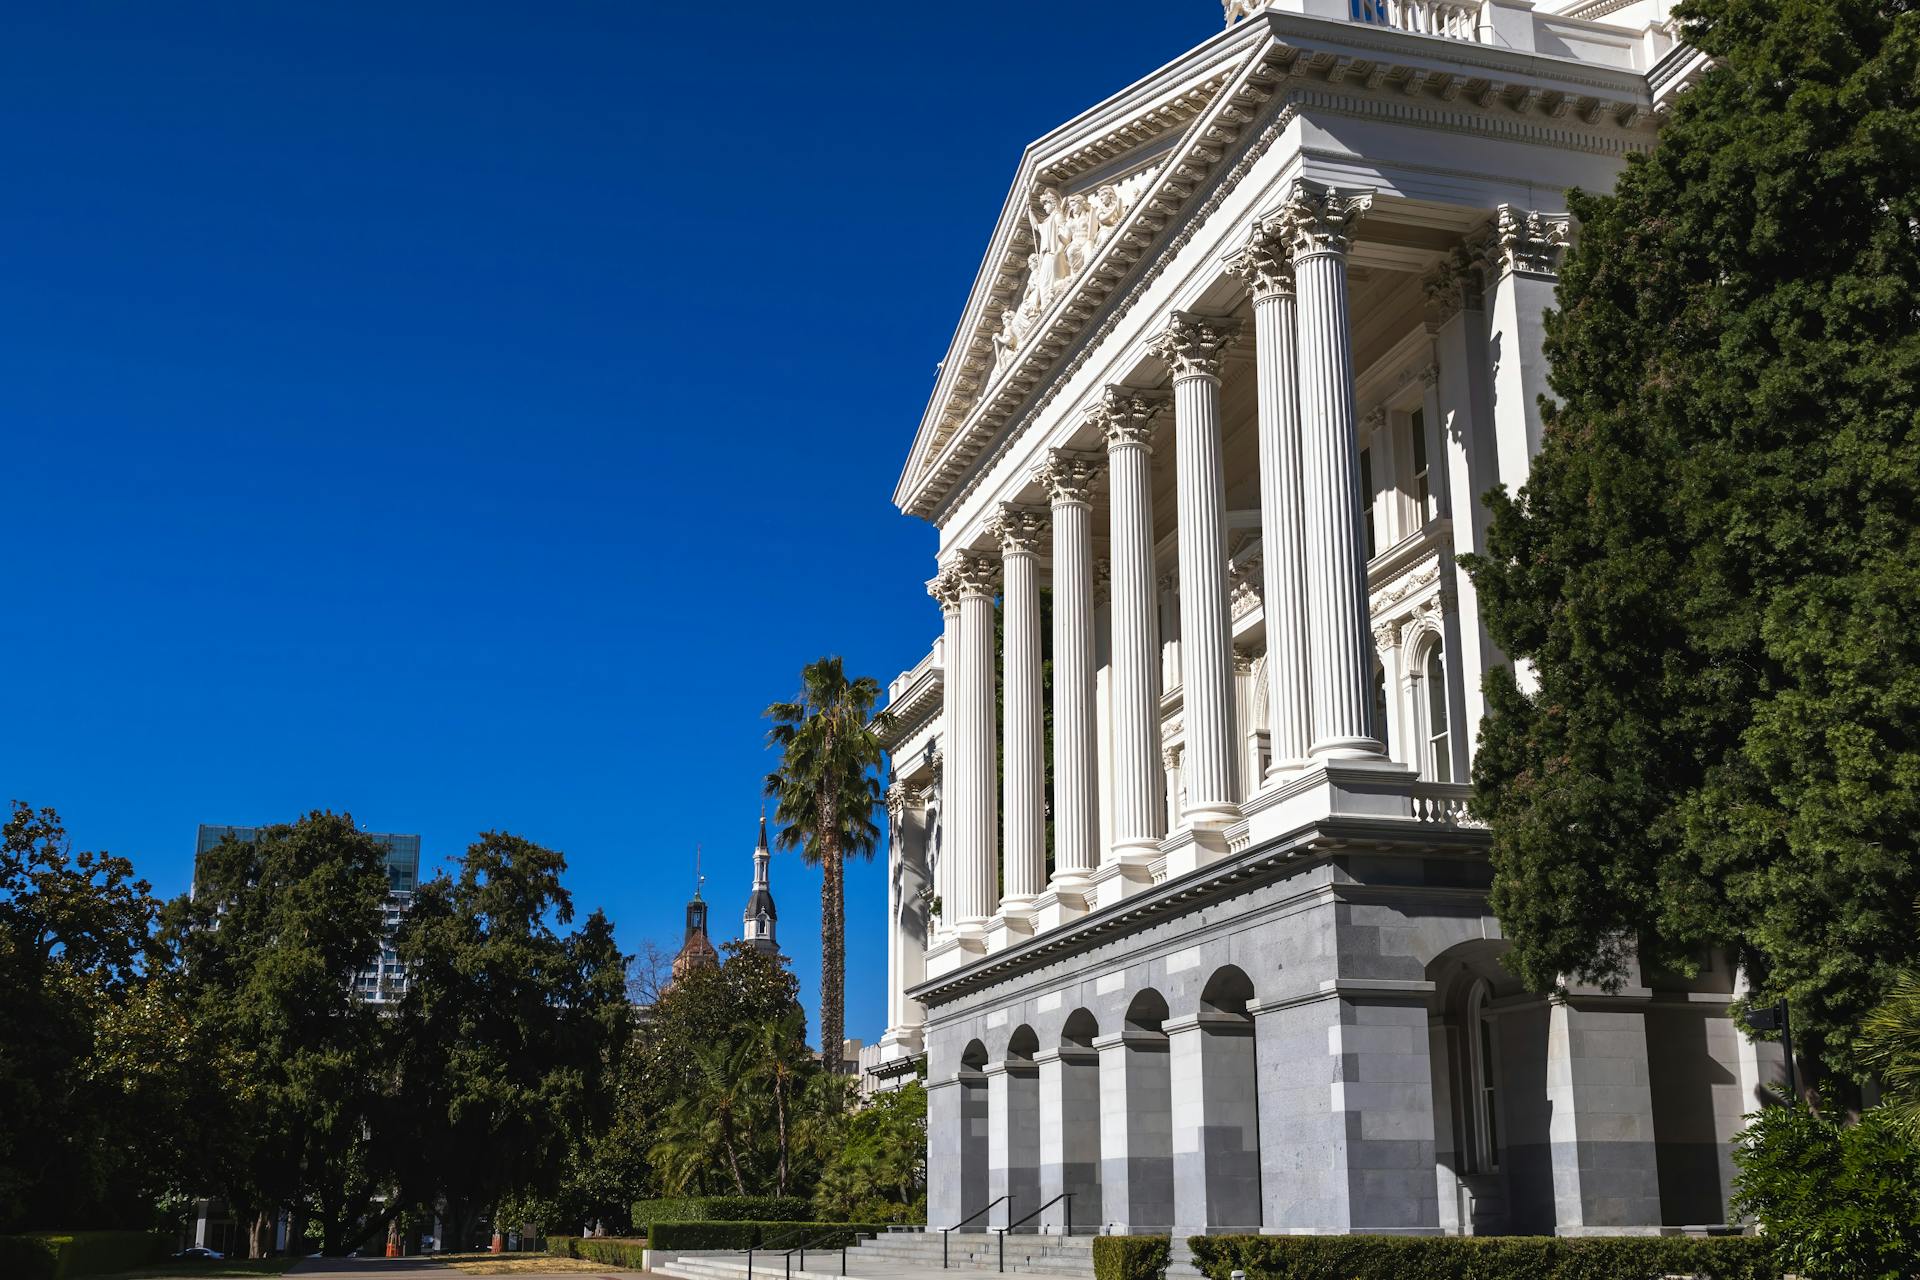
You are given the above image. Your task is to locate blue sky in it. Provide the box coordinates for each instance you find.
[1,0,1213,1044]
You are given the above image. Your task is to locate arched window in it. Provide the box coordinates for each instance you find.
[1425,642,1451,783]
[1465,981,1500,1173]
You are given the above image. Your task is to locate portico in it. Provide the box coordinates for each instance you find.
[870,0,1780,1240]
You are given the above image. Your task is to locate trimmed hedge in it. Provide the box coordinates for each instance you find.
[1094,1235,1171,1280]
[630,1196,810,1231]
[0,1232,171,1280]
[0,1236,59,1280]
[547,1236,649,1268]
[1186,1235,1777,1280]
[649,1220,890,1251]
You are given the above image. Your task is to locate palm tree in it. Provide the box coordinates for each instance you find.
[1861,901,1920,1133]
[764,656,890,1078]
[648,1039,756,1194]
[744,1012,811,1194]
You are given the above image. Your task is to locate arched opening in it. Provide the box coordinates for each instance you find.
[1103,989,1173,1232]
[1373,658,1391,756]
[1426,944,1531,1236]
[1200,965,1255,1017]
[1125,988,1169,1033]
[957,1039,991,1228]
[1045,1010,1102,1235]
[994,1027,1042,1229]
[1175,967,1261,1233]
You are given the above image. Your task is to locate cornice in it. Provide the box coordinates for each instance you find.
[879,664,945,753]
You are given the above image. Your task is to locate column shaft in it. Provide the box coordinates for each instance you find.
[1173,374,1239,819]
[928,575,962,939]
[1039,452,1102,889]
[1102,394,1166,857]
[1251,286,1314,768]
[949,558,1000,930]
[996,510,1047,910]
[1290,190,1385,759]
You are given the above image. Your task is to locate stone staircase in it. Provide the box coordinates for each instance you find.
[649,1230,1098,1279]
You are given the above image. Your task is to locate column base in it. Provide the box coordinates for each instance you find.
[878,1025,925,1058]
[1160,825,1231,879]
[986,902,1037,953]
[1033,884,1091,931]
[1088,849,1158,908]
[1180,800,1243,830]
[1243,757,1419,845]
[927,927,988,978]
[1310,735,1390,760]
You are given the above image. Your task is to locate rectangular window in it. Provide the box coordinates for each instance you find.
[1409,409,1431,528]
[1360,447,1376,559]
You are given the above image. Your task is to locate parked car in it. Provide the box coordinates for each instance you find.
[173,1247,225,1260]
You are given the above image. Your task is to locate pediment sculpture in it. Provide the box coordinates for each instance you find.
[993,168,1158,374]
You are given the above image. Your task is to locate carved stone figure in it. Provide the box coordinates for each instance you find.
[992,167,1160,374]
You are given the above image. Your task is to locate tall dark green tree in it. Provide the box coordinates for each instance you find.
[393,831,628,1248]
[163,811,394,1255]
[764,657,890,1077]
[1464,0,1920,1076]
[0,802,186,1231]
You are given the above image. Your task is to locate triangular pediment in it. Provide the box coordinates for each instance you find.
[894,21,1280,520]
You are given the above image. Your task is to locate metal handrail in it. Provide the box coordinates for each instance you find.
[941,1195,1009,1269]
[993,1193,1073,1272]
[783,1224,854,1278]
[739,1224,861,1279]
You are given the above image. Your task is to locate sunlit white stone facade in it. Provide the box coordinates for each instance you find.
[871,0,1782,1240]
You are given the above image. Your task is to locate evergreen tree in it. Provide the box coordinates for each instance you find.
[1464,0,1920,1075]
[393,831,629,1249]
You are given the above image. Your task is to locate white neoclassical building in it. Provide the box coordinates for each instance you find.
[869,0,1785,1241]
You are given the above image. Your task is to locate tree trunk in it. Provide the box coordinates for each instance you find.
[775,1073,789,1195]
[819,784,844,1078]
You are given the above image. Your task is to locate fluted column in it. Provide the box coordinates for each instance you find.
[1094,387,1169,859]
[1227,227,1314,773]
[1283,181,1385,759]
[926,570,962,938]
[1035,450,1103,893]
[947,550,1001,933]
[992,505,1048,918]
[1152,312,1243,826]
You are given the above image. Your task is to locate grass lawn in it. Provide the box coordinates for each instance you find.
[102,1261,300,1280]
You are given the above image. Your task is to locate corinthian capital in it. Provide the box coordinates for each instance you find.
[1224,222,1295,301]
[949,550,1001,600]
[1481,205,1571,279]
[1033,448,1103,506]
[989,504,1049,557]
[1087,386,1167,452]
[1278,180,1373,258]
[926,566,962,612]
[1150,311,1241,381]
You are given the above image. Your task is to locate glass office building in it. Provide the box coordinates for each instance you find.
[193,823,423,1003]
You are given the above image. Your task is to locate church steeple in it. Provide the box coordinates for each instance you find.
[670,847,718,983]
[743,810,779,956]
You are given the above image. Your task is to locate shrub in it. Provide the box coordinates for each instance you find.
[0,1236,59,1280]
[630,1196,811,1232]
[1094,1235,1170,1280]
[0,1232,171,1280]
[546,1236,648,1268]
[1733,1104,1920,1280]
[648,1220,889,1252]
[1185,1235,1776,1280]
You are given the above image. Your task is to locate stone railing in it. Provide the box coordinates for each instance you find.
[1352,0,1484,41]
[1410,782,1488,828]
